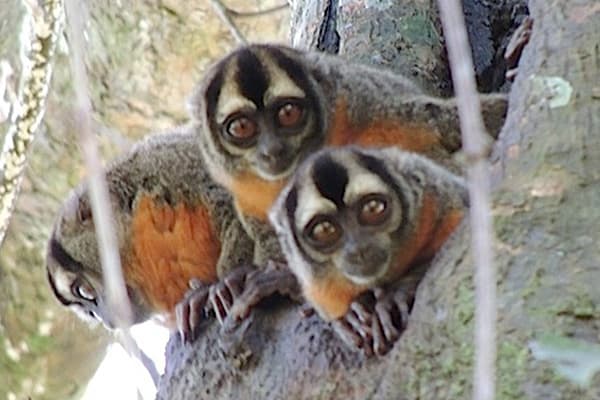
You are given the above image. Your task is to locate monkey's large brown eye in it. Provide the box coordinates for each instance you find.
[277,102,303,127]
[358,194,390,226]
[304,216,342,250]
[72,279,96,302]
[225,116,258,142]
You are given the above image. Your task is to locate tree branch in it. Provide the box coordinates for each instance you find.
[438,1,497,400]
[208,0,247,45]
[0,0,64,246]
[64,0,158,387]
[226,3,287,18]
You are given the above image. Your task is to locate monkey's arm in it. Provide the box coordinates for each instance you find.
[215,216,255,276]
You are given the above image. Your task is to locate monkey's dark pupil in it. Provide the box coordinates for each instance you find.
[359,198,388,225]
[365,200,385,215]
[313,222,337,242]
[230,118,255,138]
[278,104,302,126]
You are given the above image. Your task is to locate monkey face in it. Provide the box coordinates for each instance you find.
[271,148,409,287]
[197,45,327,181]
[300,192,398,285]
[46,189,150,329]
[46,248,112,327]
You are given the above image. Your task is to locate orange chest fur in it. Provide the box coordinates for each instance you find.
[229,174,286,222]
[304,273,368,320]
[124,195,221,315]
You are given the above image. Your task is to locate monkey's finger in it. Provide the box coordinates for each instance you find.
[349,301,373,326]
[187,291,209,342]
[351,314,375,357]
[222,269,247,299]
[177,286,210,342]
[228,280,268,322]
[371,313,390,356]
[331,319,363,349]
[393,290,412,329]
[343,310,373,346]
[188,278,203,290]
[372,287,386,301]
[375,299,400,343]
[175,301,191,343]
[209,284,231,326]
[299,304,315,318]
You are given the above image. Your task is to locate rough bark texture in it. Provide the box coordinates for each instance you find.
[155,1,596,400]
[0,1,288,399]
[289,0,450,95]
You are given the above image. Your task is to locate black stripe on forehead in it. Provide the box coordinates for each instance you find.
[284,186,305,256]
[204,66,225,123]
[266,46,327,151]
[284,185,298,227]
[284,185,321,264]
[355,151,409,228]
[267,47,312,94]
[236,48,269,106]
[311,155,348,207]
[48,237,85,274]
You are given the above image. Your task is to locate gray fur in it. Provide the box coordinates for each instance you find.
[188,43,504,267]
[269,146,468,315]
[46,126,254,326]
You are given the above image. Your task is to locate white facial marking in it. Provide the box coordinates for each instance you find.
[343,172,389,205]
[261,56,305,105]
[215,64,256,124]
[294,182,337,231]
[52,268,77,299]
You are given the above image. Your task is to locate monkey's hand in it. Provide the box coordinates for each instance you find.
[208,264,257,326]
[175,278,212,343]
[211,261,301,331]
[332,286,412,357]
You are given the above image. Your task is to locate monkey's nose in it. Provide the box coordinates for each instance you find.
[258,141,286,163]
[343,244,389,281]
[257,137,290,174]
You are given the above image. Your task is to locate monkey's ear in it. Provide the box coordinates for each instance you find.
[77,196,92,223]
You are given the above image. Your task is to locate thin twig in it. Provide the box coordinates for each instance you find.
[437,2,497,400]
[64,0,158,388]
[226,3,288,18]
[0,0,64,247]
[208,0,247,45]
